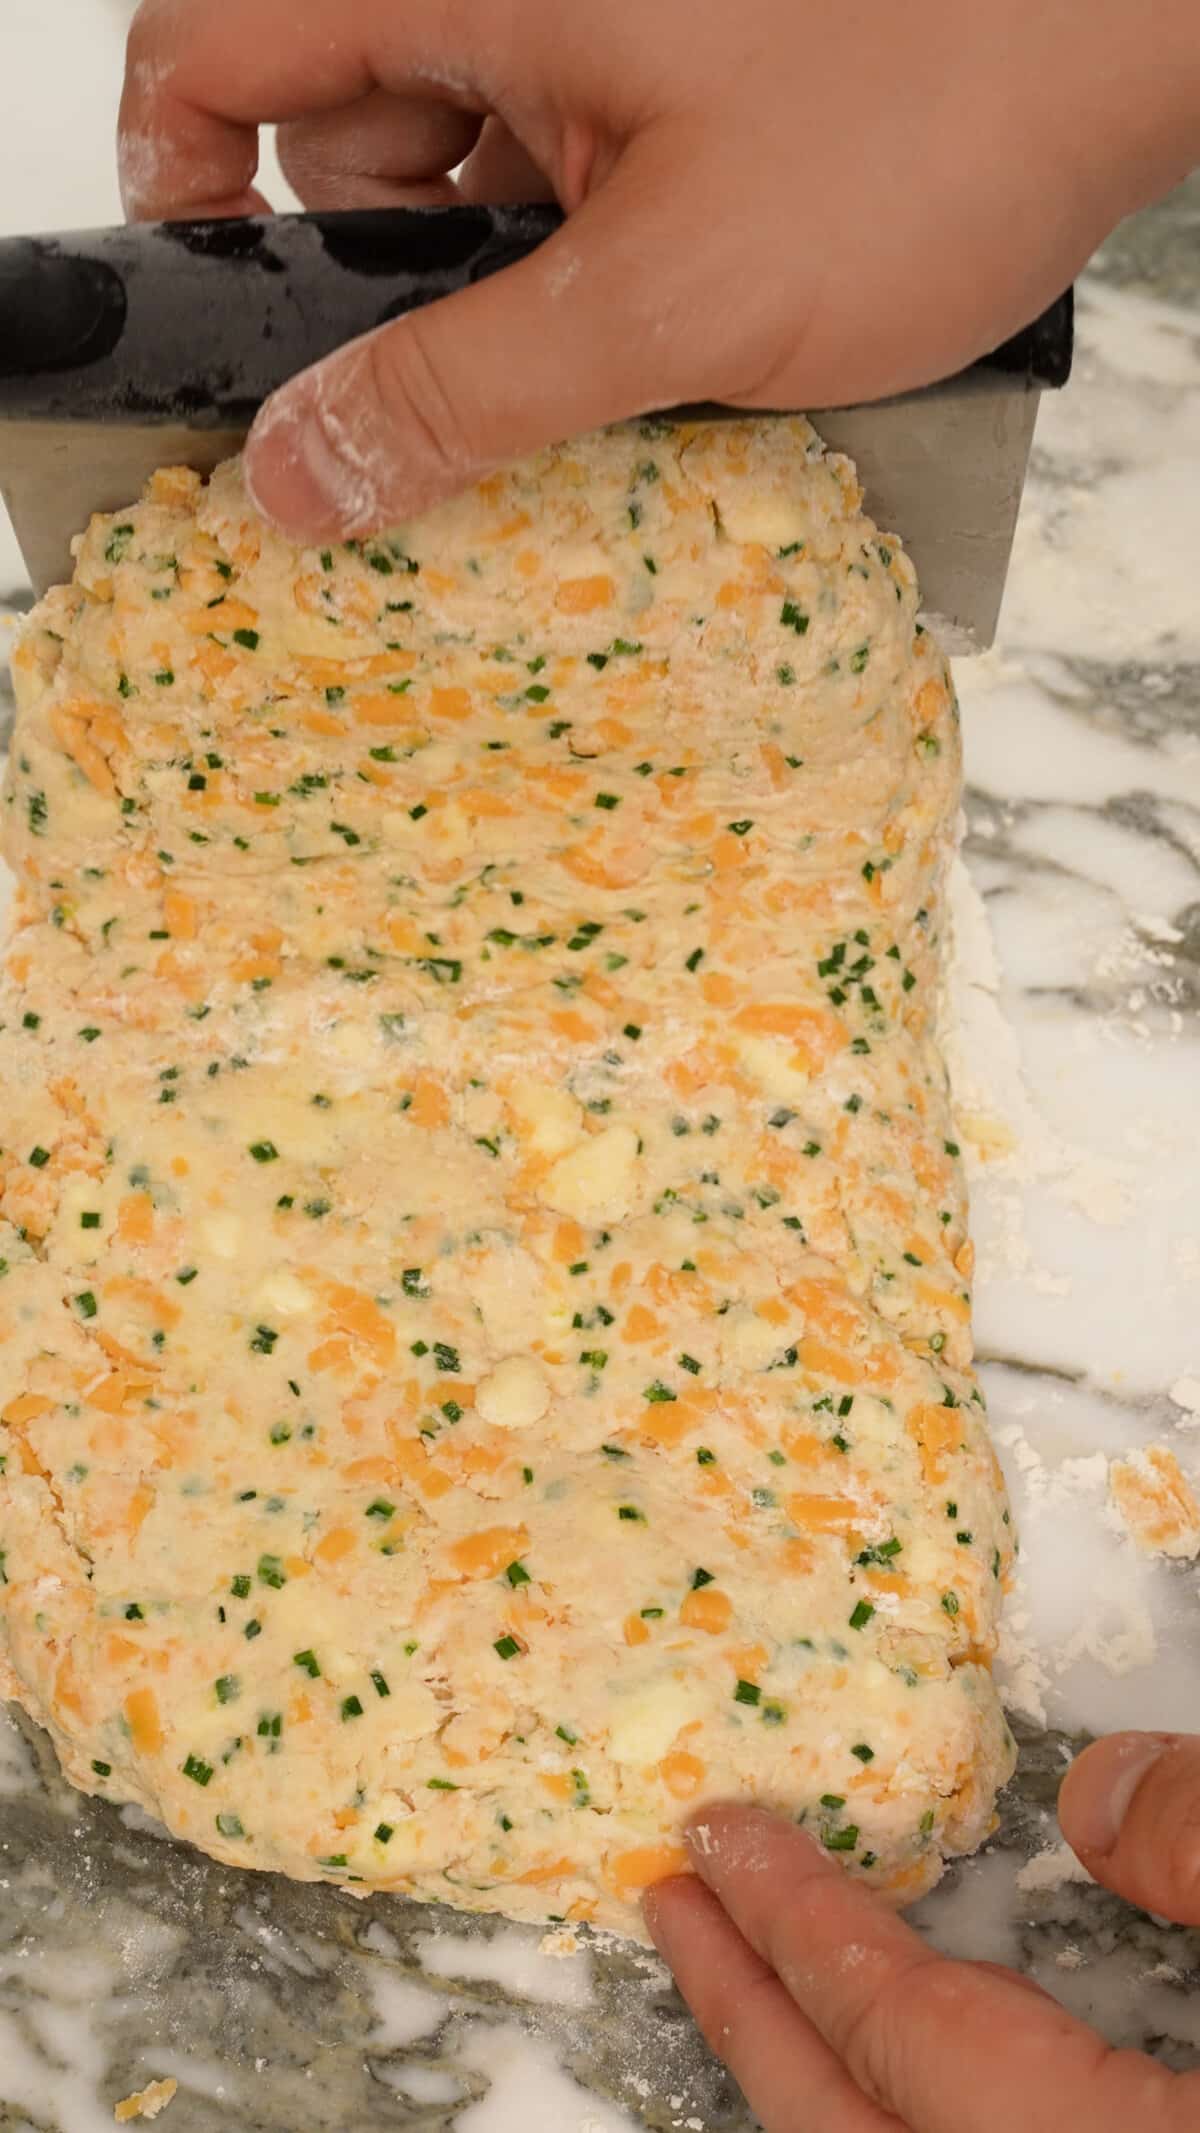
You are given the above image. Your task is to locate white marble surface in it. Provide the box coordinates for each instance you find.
[2,3,1200,2127]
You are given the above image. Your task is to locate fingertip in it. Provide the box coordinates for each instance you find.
[243,367,372,542]
[241,397,309,540]
[683,1797,767,1841]
[242,395,323,542]
[681,1800,743,1884]
[682,1800,826,1888]
[244,322,488,542]
[641,1870,693,1939]
[640,1885,664,1943]
[1057,1731,1171,1860]
[642,1872,728,1967]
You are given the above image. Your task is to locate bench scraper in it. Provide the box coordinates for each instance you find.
[0,204,1072,652]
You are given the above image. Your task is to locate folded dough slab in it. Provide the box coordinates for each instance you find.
[0,420,1014,1935]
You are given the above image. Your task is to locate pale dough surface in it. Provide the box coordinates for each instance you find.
[0,420,1014,1935]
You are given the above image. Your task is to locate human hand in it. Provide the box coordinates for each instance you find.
[118,0,1200,541]
[645,1731,1200,2132]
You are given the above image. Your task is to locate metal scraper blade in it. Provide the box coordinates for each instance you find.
[809,373,1042,654]
[0,210,1070,648]
[0,417,247,607]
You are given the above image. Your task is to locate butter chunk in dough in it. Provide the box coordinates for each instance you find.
[0,420,1015,1938]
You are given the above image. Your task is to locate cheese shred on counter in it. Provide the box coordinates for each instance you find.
[0,420,1015,1936]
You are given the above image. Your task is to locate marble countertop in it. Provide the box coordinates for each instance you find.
[3,5,1200,2126]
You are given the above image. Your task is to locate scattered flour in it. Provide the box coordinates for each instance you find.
[941,860,1200,1722]
[1016,1845,1094,1896]
[414,1925,594,2010]
[1169,1375,1200,1423]
[943,857,1134,1264]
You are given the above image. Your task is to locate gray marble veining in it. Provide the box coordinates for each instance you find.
[4,1699,1198,2133]
[1090,172,1200,306]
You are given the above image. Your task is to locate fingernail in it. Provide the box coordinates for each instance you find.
[1067,1735,1169,1857]
[643,1896,685,1972]
[244,370,379,541]
[641,1877,700,1963]
[683,1802,795,1886]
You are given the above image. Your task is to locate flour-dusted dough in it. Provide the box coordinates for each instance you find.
[0,421,1014,1936]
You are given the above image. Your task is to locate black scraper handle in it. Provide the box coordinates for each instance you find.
[0,206,1073,423]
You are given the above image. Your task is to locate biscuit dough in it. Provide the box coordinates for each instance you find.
[0,420,1014,1935]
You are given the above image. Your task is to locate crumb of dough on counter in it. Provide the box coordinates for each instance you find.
[114,2077,178,2122]
[1109,1445,1200,1559]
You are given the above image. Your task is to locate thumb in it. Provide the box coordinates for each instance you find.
[1058,1730,1200,1924]
[243,155,694,541]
